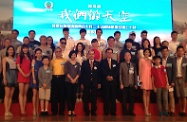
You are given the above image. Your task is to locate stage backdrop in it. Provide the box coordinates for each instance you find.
[0,0,187,43]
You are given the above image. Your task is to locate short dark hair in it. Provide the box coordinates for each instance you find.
[42,55,50,61]
[39,35,47,40]
[114,31,121,36]
[105,48,113,53]
[28,30,36,34]
[91,39,98,43]
[171,31,178,36]
[161,46,168,51]
[87,49,95,54]
[141,30,148,35]
[107,36,115,41]
[6,46,15,57]
[96,28,102,34]
[125,38,133,44]
[34,48,42,54]
[161,40,169,46]
[60,38,66,42]
[63,27,69,32]
[12,29,19,35]
[143,48,152,57]
[68,50,77,58]
[153,56,162,65]
[153,55,162,61]
[80,28,86,34]
[23,36,29,40]
[177,45,184,51]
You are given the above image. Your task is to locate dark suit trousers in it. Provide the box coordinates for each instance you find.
[83,82,97,114]
[122,86,135,113]
[66,82,78,111]
[51,75,66,115]
[103,81,116,114]
[0,74,4,99]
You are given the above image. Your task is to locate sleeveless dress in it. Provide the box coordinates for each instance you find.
[139,58,152,90]
[16,56,31,83]
[30,60,43,88]
[5,57,17,87]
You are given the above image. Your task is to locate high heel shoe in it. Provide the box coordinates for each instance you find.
[72,111,76,116]
[68,111,72,116]
[8,112,13,116]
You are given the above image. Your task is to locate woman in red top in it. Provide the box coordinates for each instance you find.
[91,39,102,62]
[16,44,32,115]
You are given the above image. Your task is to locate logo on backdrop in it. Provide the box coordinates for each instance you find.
[44,1,53,11]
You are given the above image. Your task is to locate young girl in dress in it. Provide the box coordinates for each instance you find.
[16,44,32,115]
[31,48,43,115]
[3,46,17,116]
[139,48,153,116]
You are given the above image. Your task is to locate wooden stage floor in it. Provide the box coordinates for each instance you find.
[0,116,187,122]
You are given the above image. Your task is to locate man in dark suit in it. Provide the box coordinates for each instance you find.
[101,48,119,116]
[161,46,176,116]
[81,50,101,116]
[119,51,138,116]
[173,46,187,116]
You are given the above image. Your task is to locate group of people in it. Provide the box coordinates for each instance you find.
[0,27,187,117]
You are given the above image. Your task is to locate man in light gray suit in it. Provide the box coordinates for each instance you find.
[119,51,138,116]
[174,46,187,116]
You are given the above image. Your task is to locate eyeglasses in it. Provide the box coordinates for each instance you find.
[61,42,66,44]
[55,51,62,53]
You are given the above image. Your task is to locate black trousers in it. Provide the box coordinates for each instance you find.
[0,74,4,100]
[122,86,135,113]
[51,75,66,115]
[83,82,97,114]
[66,82,78,111]
[103,82,116,114]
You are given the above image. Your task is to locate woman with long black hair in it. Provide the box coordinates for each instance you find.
[2,46,17,116]
[16,44,32,115]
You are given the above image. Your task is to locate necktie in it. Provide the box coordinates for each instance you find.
[108,59,111,69]
[90,60,93,70]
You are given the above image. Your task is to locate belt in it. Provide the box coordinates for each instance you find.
[176,77,183,79]
[53,75,64,78]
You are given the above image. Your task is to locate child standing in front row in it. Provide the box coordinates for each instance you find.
[151,56,169,116]
[38,56,52,116]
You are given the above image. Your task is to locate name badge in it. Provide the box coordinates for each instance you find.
[169,54,174,57]
[112,50,118,54]
[166,63,172,67]
[129,67,134,74]
[182,63,187,67]
[113,64,116,67]
[94,66,97,70]
[61,62,65,65]
[46,70,51,73]
[132,46,136,50]
[131,52,135,55]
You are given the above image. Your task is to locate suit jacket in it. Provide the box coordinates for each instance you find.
[119,62,137,87]
[80,60,101,87]
[101,58,119,85]
[164,57,176,84]
[173,57,187,82]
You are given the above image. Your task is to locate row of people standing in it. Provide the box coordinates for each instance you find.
[0,28,187,116]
